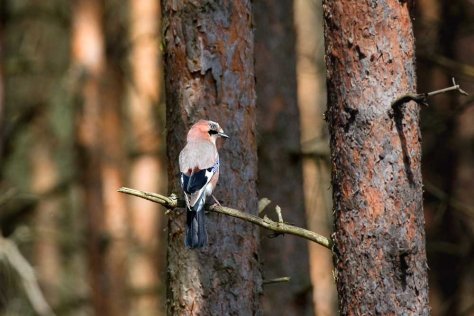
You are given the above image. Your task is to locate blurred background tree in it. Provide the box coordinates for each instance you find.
[416,1,474,315]
[254,0,313,314]
[0,0,472,315]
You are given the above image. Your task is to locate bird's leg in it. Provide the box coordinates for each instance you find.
[184,194,191,209]
[211,194,222,207]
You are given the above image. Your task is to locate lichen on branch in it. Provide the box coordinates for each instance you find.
[118,187,332,249]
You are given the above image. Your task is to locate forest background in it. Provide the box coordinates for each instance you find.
[0,0,473,315]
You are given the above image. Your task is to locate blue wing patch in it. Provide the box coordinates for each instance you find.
[181,159,219,194]
[182,169,207,194]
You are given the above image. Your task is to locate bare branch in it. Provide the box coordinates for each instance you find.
[391,77,469,109]
[422,53,474,78]
[424,181,474,219]
[275,205,283,223]
[263,277,291,285]
[0,233,55,316]
[118,187,333,249]
[258,198,271,215]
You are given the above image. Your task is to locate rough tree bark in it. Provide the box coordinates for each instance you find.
[162,1,261,315]
[254,1,313,315]
[322,1,430,314]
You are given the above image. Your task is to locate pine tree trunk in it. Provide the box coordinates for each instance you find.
[127,0,166,314]
[0,13,4,162]
[294,0,338,314]
[162,1,261,315]
[254,1,313,315]
[72,0,128,314]
[72,1,107,313]
[322,1,430,314]
[416,1,474,314]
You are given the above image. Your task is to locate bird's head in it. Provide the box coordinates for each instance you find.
[187,120,229,143]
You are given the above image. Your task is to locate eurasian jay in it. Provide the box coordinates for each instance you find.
[179,120,228,248]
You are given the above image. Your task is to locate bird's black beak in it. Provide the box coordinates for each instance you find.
[218,132,229,138]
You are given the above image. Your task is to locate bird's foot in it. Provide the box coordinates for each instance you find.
[211,194,222,207]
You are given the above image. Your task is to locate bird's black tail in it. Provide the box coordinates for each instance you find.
[185,209,207,248]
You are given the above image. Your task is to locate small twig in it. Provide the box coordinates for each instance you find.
[211,194,222,206]
[428,77,468,96]
[0,188,17,207]
[118,187,333,249]
[424,181,474,218]
[262,277,291,285]
[0,232,55,316]
[275,205,283,223]
[258,198,271,215]
[391,77,469,109]
[422,53,474,78]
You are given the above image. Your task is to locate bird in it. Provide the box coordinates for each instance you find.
[179,120,229,248]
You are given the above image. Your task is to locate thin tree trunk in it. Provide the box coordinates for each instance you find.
[413,2,446,313]
[127,0,166,314]
[254,1,313,315]
[294,0,337,314]
[72,1,107,313]
[447,4,474,312]
[31,140,61,307]
[418,1,474,314]
[72,0,128,314]
[101,64,129,316]
[162,1,261,315]
[0,8,4,163]
[323,1,430,314]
